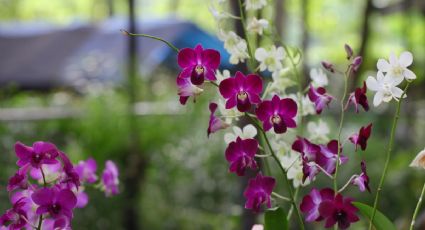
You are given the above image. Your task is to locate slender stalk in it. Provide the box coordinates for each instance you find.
[36,168,48,230]
[237,0,256,71]
[369,83,410,229]
[332,69,349,192]
[245,114,305,229]
[121,30,179,53]
[410,182,425,230]
[272,192,291,202]
[287,187,299,220]
[337,175,357,193]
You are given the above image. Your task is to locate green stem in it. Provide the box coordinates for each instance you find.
[369,83,410,230]
[36,168,48,230]
[237,0,256,72]
[410,181,425,230]
[287,187,299,220]
[245,113,305,229]
[332,69,349,193]
[121,30,179,53]
[272,192,291,202]
[281,45,304,135]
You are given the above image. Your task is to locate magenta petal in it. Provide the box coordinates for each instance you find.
[33,141,57,155]
[177,48,197,68]
[32,188,53,206]
[36,206,50,215]
[58,190,77,210]
[178,67,192,79]
[279,98,297,118]
[234,71,246,89]
[204,68,217,81]
[201,49,220,69]
[244,74,263,94]
[219,78,236,99]
[225,96,237,109]
[76,191,89,208]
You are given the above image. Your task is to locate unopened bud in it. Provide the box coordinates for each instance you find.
[352,56,363,72]
[344,44,353,60]
[321,61,335,73]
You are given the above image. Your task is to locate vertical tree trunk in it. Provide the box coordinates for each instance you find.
[122,0,146,229]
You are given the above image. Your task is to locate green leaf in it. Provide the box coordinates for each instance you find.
[264,207,288,230]
[353,202,397,230]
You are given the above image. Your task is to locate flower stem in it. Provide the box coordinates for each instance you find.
[333,69,349,193]
[410,181,425,230]
[245,114,305,229]
[120,29,180,53]
[36,168,48,230]
[272,192,291,202]
[337,175,356,193]
[369,83,410,230]
[237,0,256,72]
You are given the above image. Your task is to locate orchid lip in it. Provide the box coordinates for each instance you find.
[271,115,281,124]
[237,91,248,100]
[195,65,204,75]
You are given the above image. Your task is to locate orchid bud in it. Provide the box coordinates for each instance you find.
[352,56,363,72]
[344,44,353,59]
[321,61,335,73]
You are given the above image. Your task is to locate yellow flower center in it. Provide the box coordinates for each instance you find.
[195,65,204,75]
[237,91,248,100]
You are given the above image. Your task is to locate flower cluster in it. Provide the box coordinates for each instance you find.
[166,2,418,228]
[0,141,120,229]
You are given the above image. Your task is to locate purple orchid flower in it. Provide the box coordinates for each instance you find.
[243,173,275,212]
[207,102,229,137]
[177,76,203,105]
[300,188,334,222]
[347,81,369,113]
[318,193,359,229]
[58,152,80,189]
[31,187,77,226]
[177,44,220,85]
[308,84,334,114]
[352,161,370,192]
[349,123,372,151]
[7,165,30,192]
[101,161,120,197]
[0,199,29,230]
[301,157,320,183]
[256,95,297,134]
[219,71,263,112]
[292,137,320,161]
[75,190,89,208]
[75,158,98,184]
[225,137,258,176]
[316,140,348,175]
[15,141,59,169]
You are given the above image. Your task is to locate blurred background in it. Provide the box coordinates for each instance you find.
[0,0,424,229]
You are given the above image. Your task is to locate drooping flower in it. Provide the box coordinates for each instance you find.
[0,199,29,230]
[15,141,59,169]
[300,188,334,222]
[31,187,77,226]
[256,95,297,134]
[310,68,328,87]
[377,51,416,81]
[224,124,257,144]
[292,137,320,161]
[58,151,80,189]
[321,61,335,73]
[177,77,204,105]
[301,157,320,183]
[7,165,30,192]
[177,44,221,85]
[219,71,263,112]
[280,151,310,187]
[349,123,372,151]
[347,81,369,113]
[254,46,285,72]
[225,137,258,176]
[316,140,348,175]
[243,173,275,212]
[351,56,363,72]
[318,193,359,229]
[74,158,98,184]
[101,161,120,197]
[207,102,229,137]
[247,17,269,35]
[308,85,334,114]
[245,0,267,10]
[410,148,425,169]
[307,120,330,143]
[366,71,404,107]
[352,161,370,192]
